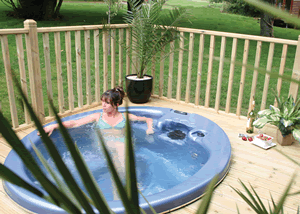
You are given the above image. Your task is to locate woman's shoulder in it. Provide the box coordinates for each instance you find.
[88,113,101,121]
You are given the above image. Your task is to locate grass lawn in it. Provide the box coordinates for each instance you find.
[0,0,299,125]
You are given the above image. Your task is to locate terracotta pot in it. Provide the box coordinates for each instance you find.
[276,129,295,146]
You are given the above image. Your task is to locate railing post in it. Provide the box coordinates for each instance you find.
[289,35,300,100]
[24,19,45,123]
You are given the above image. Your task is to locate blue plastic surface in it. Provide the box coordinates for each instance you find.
[4,106,231,213]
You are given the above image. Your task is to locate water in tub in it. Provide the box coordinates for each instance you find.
[27,118,209,201]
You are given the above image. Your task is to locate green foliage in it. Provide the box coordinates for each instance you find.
[253,94,300,142]
[222,0,261,17]
[1,0,63,20]
[123,0,189,78]
[209,0,223,4]
[232,176,296,214]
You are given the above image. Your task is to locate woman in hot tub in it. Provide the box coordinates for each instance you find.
[42,86,154,199]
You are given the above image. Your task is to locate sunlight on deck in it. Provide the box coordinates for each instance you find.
[1,97,300,214]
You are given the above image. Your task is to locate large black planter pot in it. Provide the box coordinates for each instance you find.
[125,74,153,104]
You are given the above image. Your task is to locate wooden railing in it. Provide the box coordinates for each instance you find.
[1,19,300,131]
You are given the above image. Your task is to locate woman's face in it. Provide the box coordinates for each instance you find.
[102,98,117,113]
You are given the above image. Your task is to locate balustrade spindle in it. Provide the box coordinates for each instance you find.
[65,31,74,111]
[215,36,226,111]
[1,35,18,128]
[195,34,204,106]
[185,33,195,103]
[16,34,30,123]
[94,30,100,102]
[248,41,261,113]
[75,30,83,108]
[261,42,274,111]
[225,37,237,113]
[205,35,215,108]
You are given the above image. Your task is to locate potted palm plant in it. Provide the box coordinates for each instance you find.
[253,94,300,146]
[124,0,188,103]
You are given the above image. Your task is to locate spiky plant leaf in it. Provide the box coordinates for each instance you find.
[238,180,265,213]
[0,73,85,213]
[124,104,140,211]
[48,99,114,214]
[0,163,44,198]
[273,174,295,214]
[95,128,139,214]
[196,175,218,214]
[231,184,260,213]
[250,184,268,214]
[31,140,82,210]
[138,189,158,214]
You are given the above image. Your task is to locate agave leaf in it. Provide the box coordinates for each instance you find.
[95,128,139,214]
[26,98,95,213]
[236,203,240,214]
[124,103,140,211]
[196,175,218,214]
[231,184,260,213]
[273,174,295,214]
[48,99,114,214]
[31,140,82,210]
[0,164,44,198]
[253,117,272,129]
[238,180,264,213]
[138,189,157,214]
[250,184,268,213]
[1,74,83,213]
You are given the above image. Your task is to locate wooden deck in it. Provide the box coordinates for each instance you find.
[1,97,300,214]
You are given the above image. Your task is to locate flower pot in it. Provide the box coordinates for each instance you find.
[276,129,295,146]
[125,74,153,104]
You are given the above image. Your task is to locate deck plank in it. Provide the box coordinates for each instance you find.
[1,97,300,214]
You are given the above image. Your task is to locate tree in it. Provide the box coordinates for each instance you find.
[1,0,63,20]
[127,0,144,14]
[260,0,274,37]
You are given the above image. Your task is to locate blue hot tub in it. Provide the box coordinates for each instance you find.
[4,106,231,213]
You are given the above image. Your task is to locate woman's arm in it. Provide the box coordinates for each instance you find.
[128,113,154,134]
[41,113,101,136]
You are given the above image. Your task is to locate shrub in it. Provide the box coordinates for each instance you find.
[222,0,261,17]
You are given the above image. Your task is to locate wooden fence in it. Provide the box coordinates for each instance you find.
[1,19,300,131]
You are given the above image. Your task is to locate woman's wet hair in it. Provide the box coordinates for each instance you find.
[101,86,125,107]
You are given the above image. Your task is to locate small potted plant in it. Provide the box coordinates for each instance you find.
[253,94,300,146]
[124,0,188,103]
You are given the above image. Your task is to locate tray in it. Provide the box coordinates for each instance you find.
[251,134,276,150]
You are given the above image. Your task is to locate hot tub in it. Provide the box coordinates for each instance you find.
[4,106,231,213]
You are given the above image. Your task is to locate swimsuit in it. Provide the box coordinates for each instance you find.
[97,113,126,129]
[96,112,126,143]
